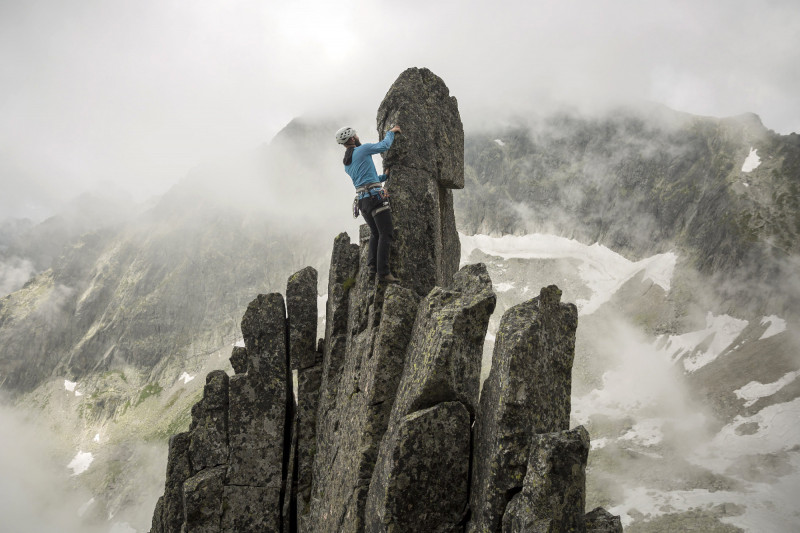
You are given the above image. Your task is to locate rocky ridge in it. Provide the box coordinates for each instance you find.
[148,68,622,532]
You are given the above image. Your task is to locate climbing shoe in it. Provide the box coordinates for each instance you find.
[381,273,401,284]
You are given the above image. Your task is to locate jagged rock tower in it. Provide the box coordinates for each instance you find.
[149,68,622,533]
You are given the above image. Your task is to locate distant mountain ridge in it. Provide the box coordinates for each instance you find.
[1,101,798,532]
[456,106,800,315]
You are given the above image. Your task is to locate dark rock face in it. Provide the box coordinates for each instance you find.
[189,371,229,473]
[469,286,579,533]
[295,344,323,526]
[502,426,590,532]
[366,401,471,532]
[183,466,226,533]
[229,345,248,374]
[149,291,294,533]
[149,69,623,533]
[228,294,288,496]
[307,219,423,531]
[378,67,464,190]
[377,67,463,296]
[286,266,319,530]
[287,266,318,371]
[150,432,192,533]
[364,263,494,531]
[585,507,624,533]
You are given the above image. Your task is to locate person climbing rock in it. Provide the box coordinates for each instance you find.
[336,124,402,283]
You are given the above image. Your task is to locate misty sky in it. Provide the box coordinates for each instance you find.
[2,0,799,220]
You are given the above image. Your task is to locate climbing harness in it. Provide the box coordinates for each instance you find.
[355,182,384,198]
[353,182,390,218]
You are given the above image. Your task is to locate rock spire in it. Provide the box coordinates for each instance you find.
[149,68,622,533]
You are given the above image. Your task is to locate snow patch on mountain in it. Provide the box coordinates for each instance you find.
[67,450,94,475]
[63,379,83,396]
[620,419,664,447]
[459,233,676,314]
[700,397,800,467]
[656,312,749,372]
[741,147,761,172]
[613,467,800,532]
[233,339,245,348]
[78,497,95,517]
[686,398,800,531]
[494,282,514,292]
[494,139,505,146]
[759,315,787,340]
[735,371,800,408]
[179,372,195,385]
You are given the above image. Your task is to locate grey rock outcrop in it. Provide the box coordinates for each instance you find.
[149,68,622,533]
[469,286,579,533]
[365,263,495,531]
[367,401,471,532]
[378,67,463,296]
[150,432,192,533]
[585,507,624,533]
[502,426,590,532]
[150,291,295,533]
[183,466,226,532]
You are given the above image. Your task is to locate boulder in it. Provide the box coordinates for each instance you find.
[501,426,590,533]
[585,507,623,533]
[182,466,226,533]
[365,402,471,532]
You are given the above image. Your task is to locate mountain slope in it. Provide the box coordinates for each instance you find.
[456,106,800,315]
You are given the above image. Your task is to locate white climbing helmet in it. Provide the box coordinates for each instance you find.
[335,126,357,144]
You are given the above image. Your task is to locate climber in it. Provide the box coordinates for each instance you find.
[336,124,402,284]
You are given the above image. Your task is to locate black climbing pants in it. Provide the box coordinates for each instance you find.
[359,194,394,276]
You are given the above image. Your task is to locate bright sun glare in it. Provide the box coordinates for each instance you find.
[276,6,357,64]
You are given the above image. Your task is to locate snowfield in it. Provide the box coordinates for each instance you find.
[67,450,94,476]
[460,233,676,315]
[760,315,787,340]
[461,232,800,532]
[742,147,762,172]
[657,312,749,372]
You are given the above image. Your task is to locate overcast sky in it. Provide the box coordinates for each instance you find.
[2,0,799,220]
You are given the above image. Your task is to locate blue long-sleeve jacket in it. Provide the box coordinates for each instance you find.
[345,131,395,199]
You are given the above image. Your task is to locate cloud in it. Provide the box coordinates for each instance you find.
[0,257,36,297]
[0,401,169,533]
[0,403,100,533]
[1,0,799,220]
